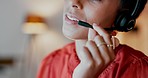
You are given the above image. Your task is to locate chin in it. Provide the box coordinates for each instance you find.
[62,22,89,40]
[64,35,88,40]
[62,28,88,40]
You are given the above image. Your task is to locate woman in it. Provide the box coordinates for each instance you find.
[37,0,148,78]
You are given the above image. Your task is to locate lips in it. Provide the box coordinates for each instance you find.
[65,13,80,25]
[67,15,79,22]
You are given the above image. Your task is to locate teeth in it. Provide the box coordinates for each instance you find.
[67,15,79,21]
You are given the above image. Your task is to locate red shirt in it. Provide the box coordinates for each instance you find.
[37,42,148,78]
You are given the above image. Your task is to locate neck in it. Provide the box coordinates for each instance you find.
[75,40,87,53]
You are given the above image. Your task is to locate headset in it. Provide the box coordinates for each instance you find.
[114,0,147,32]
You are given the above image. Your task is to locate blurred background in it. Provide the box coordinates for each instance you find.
[0,0,147,78]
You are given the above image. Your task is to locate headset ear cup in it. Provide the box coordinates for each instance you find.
[114,11,136,32]
[114,13,127,32]
[126,19,135,31]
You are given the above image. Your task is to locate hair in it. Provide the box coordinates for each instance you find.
[120,0,147,19]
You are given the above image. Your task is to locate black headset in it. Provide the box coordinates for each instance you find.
[114,0,146,32]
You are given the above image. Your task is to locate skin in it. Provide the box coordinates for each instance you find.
[63,0,120,78]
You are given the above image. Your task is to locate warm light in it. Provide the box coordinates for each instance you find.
[23,22,48,34]
[22,14,48,34]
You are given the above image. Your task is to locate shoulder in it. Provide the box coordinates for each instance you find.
[114,44,148,77]
[115,44,148,60]
[37,42,75,78]
[42,42,75,64]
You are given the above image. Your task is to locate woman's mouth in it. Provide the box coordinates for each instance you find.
[65,14,79,25]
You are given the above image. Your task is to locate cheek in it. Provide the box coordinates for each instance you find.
[84,9,106,25]
[84,6,117,27]
[84,6,106,23]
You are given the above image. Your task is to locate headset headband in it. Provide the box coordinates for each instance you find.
[131,0,141,18]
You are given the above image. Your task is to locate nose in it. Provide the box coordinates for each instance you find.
[71,0,83,9]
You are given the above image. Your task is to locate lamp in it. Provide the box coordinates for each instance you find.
[22,14,48,34]
[22,14,50,78]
